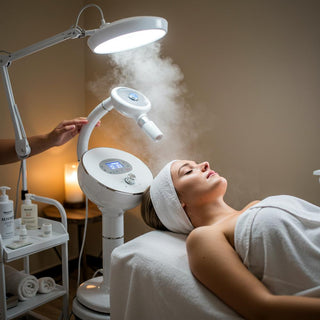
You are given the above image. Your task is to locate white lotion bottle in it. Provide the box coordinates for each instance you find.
[0,186,14,239]
[21,194,38,230]
[19,224,28,242]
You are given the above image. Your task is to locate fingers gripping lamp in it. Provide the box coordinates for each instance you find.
[74,87,162,319]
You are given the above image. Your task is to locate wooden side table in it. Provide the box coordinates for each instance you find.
[42,202,102,281]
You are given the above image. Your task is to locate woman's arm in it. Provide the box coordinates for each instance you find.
[186,227,320,320]
[0,118,94,165]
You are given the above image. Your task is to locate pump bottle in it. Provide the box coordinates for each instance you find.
[0,186,14,239]
[21,194,38,230]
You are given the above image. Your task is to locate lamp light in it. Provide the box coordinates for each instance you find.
[88,16,168,54]
[64,162,84,207]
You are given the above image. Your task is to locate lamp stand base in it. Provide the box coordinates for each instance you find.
[72,297,110,320]
[76,276,110,313]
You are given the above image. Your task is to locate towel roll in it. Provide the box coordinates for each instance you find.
[5,265,39,301]
[38,277,56,294]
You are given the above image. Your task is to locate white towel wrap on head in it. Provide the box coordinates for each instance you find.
[150,161,194,234]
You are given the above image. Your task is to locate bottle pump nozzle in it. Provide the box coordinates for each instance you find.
[24,193,32,204]
[0,186,10,202]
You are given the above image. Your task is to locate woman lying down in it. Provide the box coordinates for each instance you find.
[141,160,320,320]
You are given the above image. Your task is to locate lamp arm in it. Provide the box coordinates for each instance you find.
[0,24,99,160]
[5,26,84,64]
[77,98,113,161]
[0,24,96,159]
[0,3,107,65]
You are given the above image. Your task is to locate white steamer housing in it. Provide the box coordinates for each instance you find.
[78,148,152,211]
[73,87,159,319]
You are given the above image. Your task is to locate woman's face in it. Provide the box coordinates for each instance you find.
[171,160,227,208]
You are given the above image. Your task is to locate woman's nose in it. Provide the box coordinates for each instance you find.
[199,161,209,172]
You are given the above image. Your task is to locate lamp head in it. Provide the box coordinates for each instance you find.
[111,87,151,118]
[87,16,168,54]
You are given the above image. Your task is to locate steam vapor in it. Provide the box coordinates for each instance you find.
[88,42,198,172]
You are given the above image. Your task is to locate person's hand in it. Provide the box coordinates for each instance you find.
[48,117,100,147]
[0,117,101,165]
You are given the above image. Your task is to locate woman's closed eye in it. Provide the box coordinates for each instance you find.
[178,161,199,177]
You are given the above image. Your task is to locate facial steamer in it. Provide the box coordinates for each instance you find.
[72,87,162,319]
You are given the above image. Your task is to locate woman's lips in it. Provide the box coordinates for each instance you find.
[207,170,217,179]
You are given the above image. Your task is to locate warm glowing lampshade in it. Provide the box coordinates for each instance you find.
[88,16,168,54]
[64,162,84,204]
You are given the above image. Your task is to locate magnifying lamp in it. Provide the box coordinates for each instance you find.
[0,4,167,320]
[88,16,167,54]
[0,2,167,198]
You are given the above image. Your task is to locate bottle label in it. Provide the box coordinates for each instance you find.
[21,206,38,229]
[0,204,14,239]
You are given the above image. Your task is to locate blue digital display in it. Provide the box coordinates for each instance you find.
[100,158,132,174]
[106,161,124,170]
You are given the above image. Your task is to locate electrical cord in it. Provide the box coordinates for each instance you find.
[93,268,103,278]
[74,3,106,29]
[68,309,75,319]
[71,196,91,318]
[76,195,89,288]
[0,50,11,55]
[14,161,23,218]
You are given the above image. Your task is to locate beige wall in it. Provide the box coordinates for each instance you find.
[1,0,320,271]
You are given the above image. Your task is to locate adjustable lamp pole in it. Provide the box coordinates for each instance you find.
[0,26,89,196]
[0,3,109,197]
[0,25,96,157]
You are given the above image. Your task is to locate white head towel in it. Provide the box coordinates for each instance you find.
[150,161,194,234]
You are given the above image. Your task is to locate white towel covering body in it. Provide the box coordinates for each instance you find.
[5,265,39,301]
[111,231,243,320]
[235,195,320,296]
[38,277,56,293]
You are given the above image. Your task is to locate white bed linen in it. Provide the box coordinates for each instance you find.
[110,230,243,320]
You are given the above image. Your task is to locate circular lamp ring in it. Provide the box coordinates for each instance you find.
[88,16,168,54]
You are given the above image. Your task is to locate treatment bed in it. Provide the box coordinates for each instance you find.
[110,230,243,320]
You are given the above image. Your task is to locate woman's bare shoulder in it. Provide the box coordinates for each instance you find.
[187,224,220,237]
[186,225,224,250]
[242,200,260,212]
[186,200,260,248]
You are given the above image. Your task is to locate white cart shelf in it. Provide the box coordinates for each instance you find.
[6,285,66,319]
[0,213,69,320]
